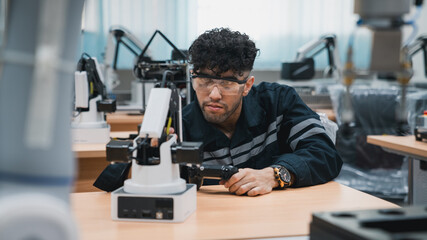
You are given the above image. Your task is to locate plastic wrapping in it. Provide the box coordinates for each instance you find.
[329,85,406,168]
[330,85,402,131]
[336,163,408,199]
[328,84,408,199]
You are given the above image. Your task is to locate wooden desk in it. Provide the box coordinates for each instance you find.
[367,135,427,204]
[72,131,136,193]
[73,132,136,158]
[106,110,336,130]
[72,182,397,240]
[107,112,143,131]
[367,135,427,161]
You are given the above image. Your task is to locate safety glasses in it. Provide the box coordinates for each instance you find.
[191,73,248,95]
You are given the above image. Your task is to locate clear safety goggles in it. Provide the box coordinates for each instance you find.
[191,73,248,95]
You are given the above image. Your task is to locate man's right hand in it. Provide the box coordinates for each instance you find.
[150,127,175,147]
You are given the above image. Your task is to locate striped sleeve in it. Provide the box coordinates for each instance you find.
[287,118,326,150]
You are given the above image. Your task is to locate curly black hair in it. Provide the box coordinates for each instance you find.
[188,28,259,77]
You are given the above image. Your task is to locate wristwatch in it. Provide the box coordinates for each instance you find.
[271,165,292,189]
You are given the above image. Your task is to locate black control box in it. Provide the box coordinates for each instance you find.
[171,142,204,165]
[281,58,315,80]
[97,99,117,113]
[106,140,133,162]
[118,196,173,220]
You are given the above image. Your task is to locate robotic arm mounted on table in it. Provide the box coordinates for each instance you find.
[103,26,149,92]
[103,28,193,112]
[133,30,192,112]
[74,53,116,113]
[281,34,341,80]
[93,86,238,222]
[341,0,425,128]
[405,35,427,78]
[71,53,116,143]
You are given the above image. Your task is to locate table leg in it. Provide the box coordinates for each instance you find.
[408,157,413,205]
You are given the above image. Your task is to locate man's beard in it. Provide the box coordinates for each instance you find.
[200,97,242,124]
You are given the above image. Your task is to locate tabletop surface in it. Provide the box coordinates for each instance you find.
[106,111,143,124]
[367,135,427,158]
[72,131,137,158]
[71,182,397,240]
[106,111,143,131]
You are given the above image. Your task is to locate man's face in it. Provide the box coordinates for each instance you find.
[193,69,253,125]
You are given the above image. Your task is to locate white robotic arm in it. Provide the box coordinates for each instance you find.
[281,34,341,80]
[103,26,149,92]
[108,87,198,222]
[405,35,427,77]
[71,53,116,144]
[341,0,425,126]
[97,87,237,222]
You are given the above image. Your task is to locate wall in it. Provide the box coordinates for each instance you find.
[112,4,427,99]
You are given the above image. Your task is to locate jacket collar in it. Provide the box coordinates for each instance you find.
[242,89,266,128]
[189,90,266,147]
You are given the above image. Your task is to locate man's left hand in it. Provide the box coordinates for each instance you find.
[220,168,278,196]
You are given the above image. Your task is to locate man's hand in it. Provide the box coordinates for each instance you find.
[219,168,278,196]
[150,127,175,147]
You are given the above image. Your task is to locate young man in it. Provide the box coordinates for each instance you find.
[182,28,342,196]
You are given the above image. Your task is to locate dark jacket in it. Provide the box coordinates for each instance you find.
[182,82,342,187]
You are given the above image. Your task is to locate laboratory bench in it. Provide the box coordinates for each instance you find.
[367,135,427,160]
[71,181,397,240]
[106,111,143,131]
[105,107,335,134]
[72,131,136,192]
[367,135,427,204]
[106,109,335,133]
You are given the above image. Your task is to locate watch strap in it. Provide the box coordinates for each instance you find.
[271,165,291,189]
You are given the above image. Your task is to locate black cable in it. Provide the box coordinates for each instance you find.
[72,110,82,118]
[130,134,149,153]
[82,52,91,58]
[161,70,174,88]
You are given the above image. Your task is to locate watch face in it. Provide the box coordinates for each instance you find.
[279,168,291,183]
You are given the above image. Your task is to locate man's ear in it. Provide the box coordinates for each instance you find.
[242,76,255,96]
